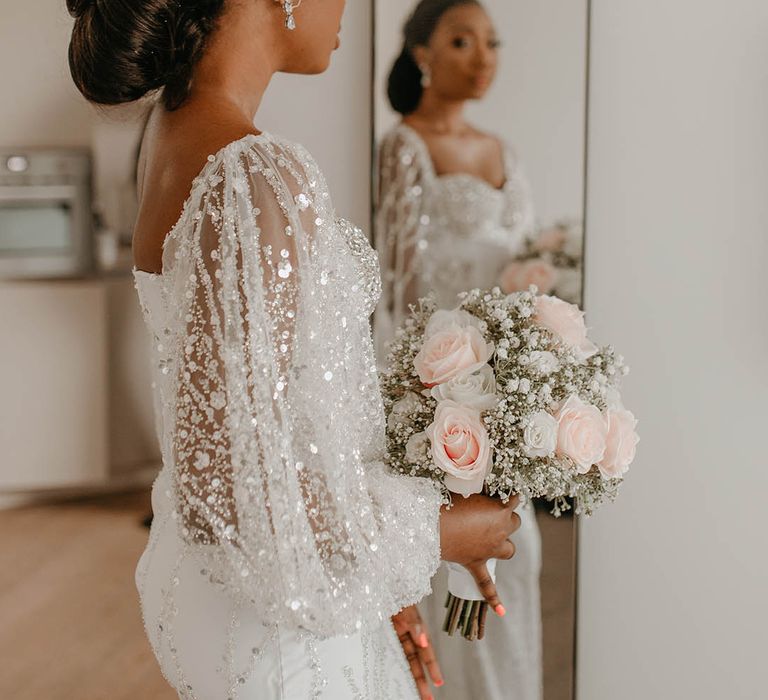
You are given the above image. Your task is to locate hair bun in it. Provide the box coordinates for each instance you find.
[387,47,424,116]
[67,0,226,111]
[66,0,95,18]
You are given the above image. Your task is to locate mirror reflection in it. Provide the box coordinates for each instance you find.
[373,1,589,698]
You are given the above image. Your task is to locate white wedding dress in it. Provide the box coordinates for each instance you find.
[133,132,443,699]
[374,123,544,700]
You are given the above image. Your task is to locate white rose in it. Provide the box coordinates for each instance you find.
[522,411,559,458]
[529,350,560,375]
[405,431,430,463]
[387,391,422,431]
[424,308,485,338]
[430,365,498,411]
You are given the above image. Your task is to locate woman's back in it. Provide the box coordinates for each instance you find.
[133,103,260,273]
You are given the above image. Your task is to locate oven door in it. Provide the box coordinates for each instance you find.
[0,185,92,279]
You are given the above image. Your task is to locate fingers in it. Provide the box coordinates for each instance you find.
[467,561,505,616]
[403,617,425,648]
[398,630,433,700]
[499,499,521,542]
[392,606,443,696]
[417,636,443,688]
[409,612,443,688]
[496,538,516,561]
[406,608,443,687]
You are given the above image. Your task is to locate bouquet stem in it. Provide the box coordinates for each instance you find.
[443,593,488,641]
[441,559,497,641]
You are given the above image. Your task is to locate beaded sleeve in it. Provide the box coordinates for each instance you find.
[373,128,429,361]
[158,136,442,637]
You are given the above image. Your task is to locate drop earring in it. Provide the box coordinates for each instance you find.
[282,0,302,31]
[419,64,432,89]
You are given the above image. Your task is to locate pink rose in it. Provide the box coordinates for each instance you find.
[500,259,559,295]
[414,310,494,387]
[554,395,608,473]
[599,408,639,478]
[534,226,567,253]
[426,400,492,497]
[534,295,597,361]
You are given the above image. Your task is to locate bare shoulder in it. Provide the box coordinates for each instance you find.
[467,124,505,153]
[133,104,260,273]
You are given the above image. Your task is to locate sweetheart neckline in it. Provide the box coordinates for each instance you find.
[396,122,509,192]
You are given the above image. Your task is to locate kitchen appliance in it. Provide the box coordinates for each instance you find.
[0,148,93,279]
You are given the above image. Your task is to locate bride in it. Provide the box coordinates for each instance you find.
[66,0,522,698]
[375,1,543,699]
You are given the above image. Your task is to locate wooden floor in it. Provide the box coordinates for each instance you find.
[0,491,176,700]
[0,491,575,700]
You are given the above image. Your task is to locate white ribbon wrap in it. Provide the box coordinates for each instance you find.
[444,558,497,601]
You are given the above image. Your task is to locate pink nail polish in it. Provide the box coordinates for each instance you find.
[495,604,506,617]
[418,633,428,648]
[435,679,445,687]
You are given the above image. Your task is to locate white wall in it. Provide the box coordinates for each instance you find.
[579,2,768,698]
[0,0,371,233]
[374,0,587,225]
[258,0,372,228]
[0,1,95,148]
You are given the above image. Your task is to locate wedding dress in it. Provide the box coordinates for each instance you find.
[374,123,544,700]
[133,132,443,699]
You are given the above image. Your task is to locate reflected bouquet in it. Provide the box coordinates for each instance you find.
[500,220,583,304]
[381,287,638,640]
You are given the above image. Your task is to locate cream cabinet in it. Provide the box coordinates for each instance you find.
[0,276,159,493]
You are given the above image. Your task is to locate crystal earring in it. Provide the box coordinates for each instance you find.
[282,0,302,31]
[420,64,432,89]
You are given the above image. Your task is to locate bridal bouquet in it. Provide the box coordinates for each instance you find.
[500,220,583,304]
[381,287,638,640]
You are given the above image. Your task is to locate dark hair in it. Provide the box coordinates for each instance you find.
[387,0,480,115]
[66,0,226,111]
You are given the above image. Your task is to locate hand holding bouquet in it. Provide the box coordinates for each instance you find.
[381,287,638,640]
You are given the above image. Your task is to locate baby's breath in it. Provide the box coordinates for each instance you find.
[381,288,630,515]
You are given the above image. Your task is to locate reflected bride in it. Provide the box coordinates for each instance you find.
[374,1,543,699]
[374,0,535,354]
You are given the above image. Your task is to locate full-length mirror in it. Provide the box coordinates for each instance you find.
[372,1,589,698]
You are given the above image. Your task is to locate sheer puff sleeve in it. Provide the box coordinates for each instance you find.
[502,144,536,249]
[160,135,441,638]
[373,127,430,362]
